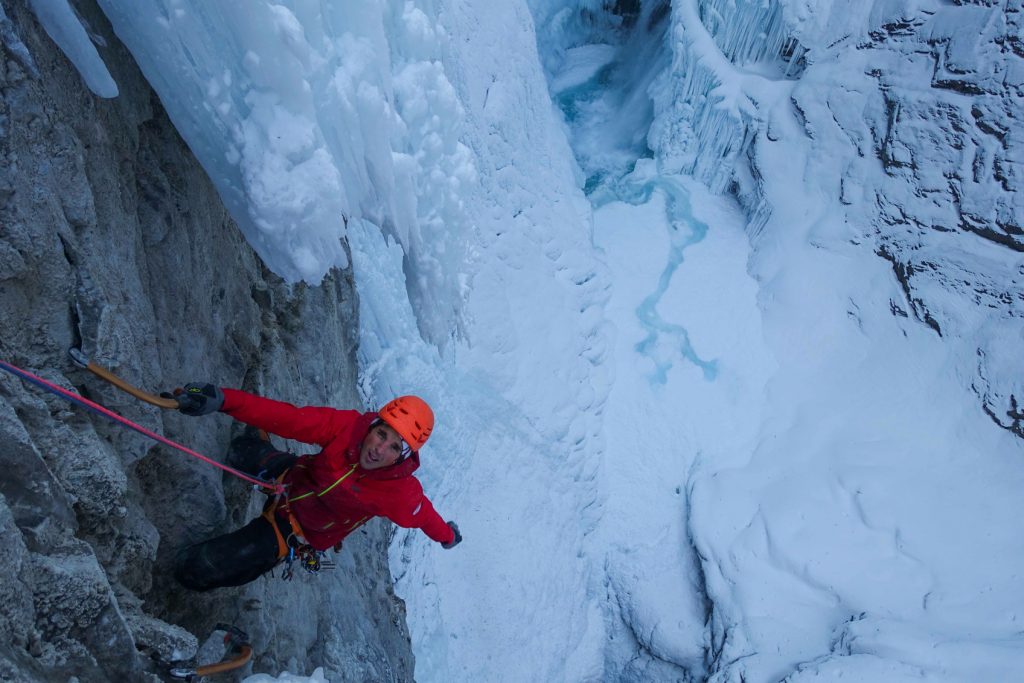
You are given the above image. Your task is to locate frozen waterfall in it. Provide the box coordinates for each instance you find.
[40,0,1024,680]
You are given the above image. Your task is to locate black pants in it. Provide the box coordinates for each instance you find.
[174,436,297,592]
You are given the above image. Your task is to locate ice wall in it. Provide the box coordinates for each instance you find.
[27,0,117,96]
[96,1,475,346]
[359,2,614,677]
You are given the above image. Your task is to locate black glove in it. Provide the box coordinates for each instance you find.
[175,383,224,416]
[442,521,462,549]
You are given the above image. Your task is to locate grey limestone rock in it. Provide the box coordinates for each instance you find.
[119,593,198,664]
[27,543,139,673]
[0,496,35,665]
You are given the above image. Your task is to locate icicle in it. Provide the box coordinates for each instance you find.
[697,0,801,72]
[649,0,803,195]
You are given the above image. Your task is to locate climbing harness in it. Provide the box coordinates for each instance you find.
[244,430,336,581]
[262,492,335,580]
[260,478,300,559]
[282,540,335,580]
[0,354,285,495]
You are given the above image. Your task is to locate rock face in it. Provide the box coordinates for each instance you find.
[0,0,414,680]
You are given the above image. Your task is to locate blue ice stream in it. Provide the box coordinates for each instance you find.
[593,174,720,384]
[546,12,718,385]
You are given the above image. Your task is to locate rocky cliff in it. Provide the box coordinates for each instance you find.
[0,0,413,680]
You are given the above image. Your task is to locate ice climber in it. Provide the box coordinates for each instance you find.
[171,383,461,591]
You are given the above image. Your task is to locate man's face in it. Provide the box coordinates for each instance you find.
[359,422,405,470]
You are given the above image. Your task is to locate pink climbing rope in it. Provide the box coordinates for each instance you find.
[0,359,285,494]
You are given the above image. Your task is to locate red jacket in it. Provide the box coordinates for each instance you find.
[221,389,454,551]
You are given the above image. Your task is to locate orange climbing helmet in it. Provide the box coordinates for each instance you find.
[379,395,434,451]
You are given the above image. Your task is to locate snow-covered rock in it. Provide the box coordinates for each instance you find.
[639,0,1024,680]
[653,0,1022,439]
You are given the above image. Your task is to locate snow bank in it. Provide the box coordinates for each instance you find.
[639,0,1024,680]
[535,0,1023,680]
[590,163,774,679]
[243,668,327,683]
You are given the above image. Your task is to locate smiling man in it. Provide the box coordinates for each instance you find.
[171,384,461,591]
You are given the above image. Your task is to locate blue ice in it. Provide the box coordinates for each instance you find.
[539,2,717,383]
[614,175,720,384]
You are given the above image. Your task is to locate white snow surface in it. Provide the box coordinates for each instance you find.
[89,1,1024,681]
[243,668,328,683]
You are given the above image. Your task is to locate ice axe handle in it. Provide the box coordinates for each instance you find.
[67,348,181,409]
[194,644,253,677]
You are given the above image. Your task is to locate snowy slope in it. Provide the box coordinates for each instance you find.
[640,0,1024,680]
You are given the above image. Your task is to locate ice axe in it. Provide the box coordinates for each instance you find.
[60,349,283,493]
[137,623,254,681]
[68,347,180,409]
